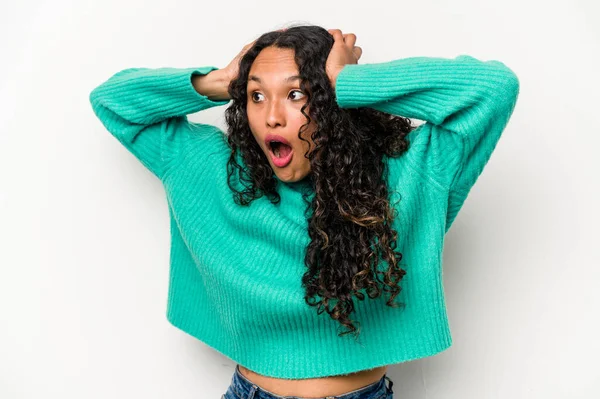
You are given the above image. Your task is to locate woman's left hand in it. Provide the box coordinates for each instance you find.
[326,29,363,90]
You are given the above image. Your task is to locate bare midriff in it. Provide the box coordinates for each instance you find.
[237,364,388,399]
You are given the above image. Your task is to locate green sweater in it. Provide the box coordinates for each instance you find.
[89,55,519,379]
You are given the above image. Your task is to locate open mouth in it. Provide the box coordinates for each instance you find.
[267,140,294,167]
[269,141,292,158]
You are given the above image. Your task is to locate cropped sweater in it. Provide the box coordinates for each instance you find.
[89,55,520,379]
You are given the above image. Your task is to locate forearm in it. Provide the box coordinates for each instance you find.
[334,55,519,137]
[89,66,230,178]
[90,66,230,127]
[333,55,520,216]
[192,69,231,101]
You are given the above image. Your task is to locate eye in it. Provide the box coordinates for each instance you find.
[250,92,264,103]
[289,90,306,101]
[249,90,306,103]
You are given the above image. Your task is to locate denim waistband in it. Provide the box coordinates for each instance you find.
[228,364,393,399]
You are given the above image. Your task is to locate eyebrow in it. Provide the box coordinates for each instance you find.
[248,75,301,84]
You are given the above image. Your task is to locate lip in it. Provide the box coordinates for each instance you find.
[264,134,291,147]
[264,134,294,168]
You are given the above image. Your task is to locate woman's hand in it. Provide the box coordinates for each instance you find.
[326,29,363,90]
[193,38,258,101]
[221,29,285,82]
[221,37,258,83]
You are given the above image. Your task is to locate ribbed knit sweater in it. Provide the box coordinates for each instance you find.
[89,55,519,379]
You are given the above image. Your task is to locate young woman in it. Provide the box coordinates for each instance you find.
[90,25,519,399]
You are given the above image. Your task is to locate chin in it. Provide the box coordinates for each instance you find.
[279,171,311,183]
[274,173,295,182]
[273,169,299,182]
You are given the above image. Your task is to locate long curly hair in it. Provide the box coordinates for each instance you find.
[224,24,415,339]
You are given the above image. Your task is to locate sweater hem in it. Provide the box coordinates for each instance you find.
[165,308,453,379]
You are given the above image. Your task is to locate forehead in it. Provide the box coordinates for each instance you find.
[248,47,298,78]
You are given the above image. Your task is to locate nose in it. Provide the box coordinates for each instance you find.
[265,99,286,129]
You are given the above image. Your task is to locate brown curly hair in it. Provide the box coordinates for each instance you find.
[224,24,416,339]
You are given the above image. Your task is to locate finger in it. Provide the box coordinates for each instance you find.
[328,29,344,43]
[343,33,357,48]
[353,46,362,60]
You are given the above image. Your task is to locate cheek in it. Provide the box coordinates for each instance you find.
[291,111,315,134]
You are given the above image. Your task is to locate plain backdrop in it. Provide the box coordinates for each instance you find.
[1,0,598,398]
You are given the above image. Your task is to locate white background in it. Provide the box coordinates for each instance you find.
[1,0,598,398]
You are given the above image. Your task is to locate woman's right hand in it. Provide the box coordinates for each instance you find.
[193,38,258,101]
[221,28,287,82]
[221,38,258,83]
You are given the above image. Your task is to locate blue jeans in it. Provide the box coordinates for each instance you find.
[222,365,394,399]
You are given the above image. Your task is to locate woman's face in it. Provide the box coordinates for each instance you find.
[246,46,317,183]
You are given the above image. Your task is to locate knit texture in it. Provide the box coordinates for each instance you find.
[89,55,519,379]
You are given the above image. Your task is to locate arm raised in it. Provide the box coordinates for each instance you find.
[334,55,520,231]
[89,66,230,179]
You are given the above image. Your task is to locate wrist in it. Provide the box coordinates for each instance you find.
[328,67,343,90]
[212,69,233,88]
[193,69,231,101]
[208,69,232,100]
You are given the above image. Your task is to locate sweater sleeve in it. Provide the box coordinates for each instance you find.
[334,55,520,231]
[89,66,230,179]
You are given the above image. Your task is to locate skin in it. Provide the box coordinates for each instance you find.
[237,364,388,399]
[246,46,317,183]
[196,29,386,397]
[218,28,363,184]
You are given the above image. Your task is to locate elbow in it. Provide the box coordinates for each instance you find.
[486,61,521,113]
[491,60,520,106]
[503,68,520,112]
[89,83,104,109]
[89,87,104,118]
[502,64,520,101]
[89,88,97,109]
